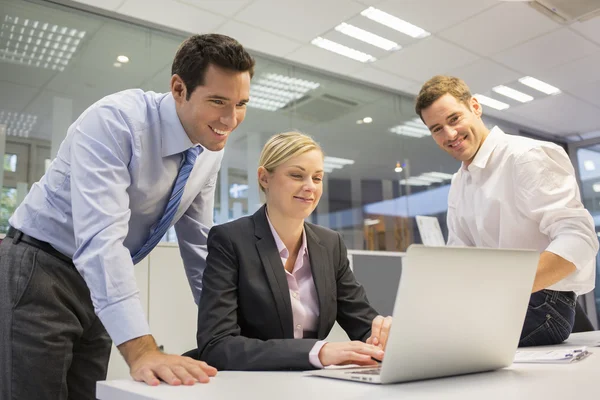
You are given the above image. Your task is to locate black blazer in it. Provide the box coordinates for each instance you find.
[196,205,379,371]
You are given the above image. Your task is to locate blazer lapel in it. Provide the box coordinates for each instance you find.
[305,224,332,339]
[253,206,294,338]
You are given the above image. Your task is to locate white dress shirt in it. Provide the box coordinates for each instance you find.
[10,89,223,345]
[447,126,598,295]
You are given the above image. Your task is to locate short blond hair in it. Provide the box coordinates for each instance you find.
[415,75,472,119]
[258,131,323,193]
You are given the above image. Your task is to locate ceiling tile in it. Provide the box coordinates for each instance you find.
[177,0,252,17]
[284,45,366,76]
[447,59,521,94]
[537,51,600,90]
[374,37,480,82]
[375,0,498,34]
[439,2,560,56]
[571,15,600,45]
[217,20,302,57]
[570,80,600,108]
[118,0,226,34]
[233,0,365,42]
[70,0,125,11]
[349,67,419,93]
[0,81,40,112]
[492,28,600,74]
[508,93,600,135]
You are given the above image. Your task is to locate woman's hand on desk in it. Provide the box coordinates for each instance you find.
[367,315,393,350]
[318,342,384,367]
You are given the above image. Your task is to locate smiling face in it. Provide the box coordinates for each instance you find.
[421,93,489,166]
[171,63,251,151]
[259,149,324,221]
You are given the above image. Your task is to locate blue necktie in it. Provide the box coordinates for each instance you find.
[132,146,202,264]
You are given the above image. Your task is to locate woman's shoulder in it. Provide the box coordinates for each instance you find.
[305,222,341,244]
[210,215,255,237]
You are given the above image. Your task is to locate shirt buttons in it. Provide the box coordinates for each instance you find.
[292,292,298,298]
[296,324,302,330]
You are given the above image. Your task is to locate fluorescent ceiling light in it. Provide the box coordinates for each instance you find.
[399,177,431,186]
[473,94,510,111]
[492,85,533,103]
[362,117,372,123]
[518,76,561,95]
[390,117,430,138]
[324,156,354,174]
[324,156,355,166]
[0,15,86,72]
[593,183,600,193]
[0,110,38,137]
[422,171,454,180]
[584,160,596,171]
[247,73,320,112]
[361,7,430,39]
[334,22,400,51]
[311,37,376,63]
[116,55,129,63]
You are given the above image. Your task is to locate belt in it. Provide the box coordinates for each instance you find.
[6,227,74,265]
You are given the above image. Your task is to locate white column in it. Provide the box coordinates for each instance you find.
[16,182,28,206]
[246,133,262,214]
[51,96,73,159]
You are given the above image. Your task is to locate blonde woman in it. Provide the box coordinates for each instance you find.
[194,132,392,371]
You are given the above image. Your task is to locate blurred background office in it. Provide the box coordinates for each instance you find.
[1,0,599,324]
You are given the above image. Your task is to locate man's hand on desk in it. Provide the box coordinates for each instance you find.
[366,315,393,350]
[318,341,384,367]
[118,335,217,386]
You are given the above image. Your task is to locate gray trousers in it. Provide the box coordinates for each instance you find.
[0,236,112,400]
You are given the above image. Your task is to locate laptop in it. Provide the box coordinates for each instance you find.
[307,245,538,384]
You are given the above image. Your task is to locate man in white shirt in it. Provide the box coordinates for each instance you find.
[415,75,598,346]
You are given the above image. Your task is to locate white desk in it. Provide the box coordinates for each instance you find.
[97,332,600,400]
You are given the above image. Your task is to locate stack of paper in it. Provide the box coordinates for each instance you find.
[514,346,590,364]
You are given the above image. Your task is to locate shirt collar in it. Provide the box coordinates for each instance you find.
[464,125,503,171]
[266,211,308,259]
[158,93,195,157]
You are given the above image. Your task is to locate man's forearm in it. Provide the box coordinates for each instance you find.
[532,251,577,293]
[118,334,160,367]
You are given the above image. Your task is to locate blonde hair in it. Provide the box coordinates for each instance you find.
[415,75,472,119]
[258,131,323,193]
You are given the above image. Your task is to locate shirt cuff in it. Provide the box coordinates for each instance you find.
[545,234,598,271]
[309,340,327,368]
[97,295,151,346]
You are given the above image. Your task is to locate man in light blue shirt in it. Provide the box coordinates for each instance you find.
[0,33,254,399]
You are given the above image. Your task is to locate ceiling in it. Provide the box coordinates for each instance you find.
[53,0,600,138]
[1,0,600,185]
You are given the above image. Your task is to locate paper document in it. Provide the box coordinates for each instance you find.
[514,346,590,363]
[415,215,445,246]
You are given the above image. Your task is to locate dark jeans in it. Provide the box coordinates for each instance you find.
[519,289,576,347]
[0,234,112,400]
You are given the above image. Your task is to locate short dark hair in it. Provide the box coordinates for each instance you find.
[171,34,255,100]
[415,75,472,119]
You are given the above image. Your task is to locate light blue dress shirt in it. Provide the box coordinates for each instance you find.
[10,89,223,346]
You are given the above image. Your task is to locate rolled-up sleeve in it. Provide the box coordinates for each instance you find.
[70,106,150,346]
[514,147,599,271]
